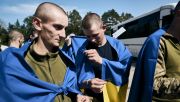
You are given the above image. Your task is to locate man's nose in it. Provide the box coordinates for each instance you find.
[89,37,96,42]
[58,30,66,38]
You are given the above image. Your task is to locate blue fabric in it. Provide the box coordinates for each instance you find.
[0,42,81,102]
[62,36,86,62]
[65,35,132,87]
[128,29,166,102]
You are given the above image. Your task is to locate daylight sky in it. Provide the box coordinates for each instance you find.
[0,0,179,26]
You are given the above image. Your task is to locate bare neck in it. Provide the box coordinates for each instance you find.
[98,36,107,47]
[33,39,57,55]
[9,41,20,48]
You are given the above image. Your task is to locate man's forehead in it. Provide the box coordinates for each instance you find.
[47,12,68,23]
[89,23,101,31]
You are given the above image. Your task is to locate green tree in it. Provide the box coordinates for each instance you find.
[0,19,6,28]
[15,19,21,29]
[1,17,35,44]
[120,12,133,22]
[8,19,21,31]
[0,19,7,34]
[67,9,82,35]
[102,9,120,35]
[0,19,8,45]
[7,16,34,41]
[23,16,34,40]
[0,33,8,45]
[8,23,15,31]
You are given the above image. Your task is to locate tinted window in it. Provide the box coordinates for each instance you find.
[162,13,174,30]
[117,11,160,39]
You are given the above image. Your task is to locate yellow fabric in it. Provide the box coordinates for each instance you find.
[103,82,128,102]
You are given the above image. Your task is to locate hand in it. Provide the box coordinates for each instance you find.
[65,33,75,46]
[77,94,93,102]
[84,49,102,64]
[88,78,107,93]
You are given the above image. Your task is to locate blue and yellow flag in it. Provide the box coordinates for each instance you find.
[65,35,132,102]
[103,82,128,102]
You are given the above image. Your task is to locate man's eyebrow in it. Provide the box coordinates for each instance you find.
[87,34,99,38]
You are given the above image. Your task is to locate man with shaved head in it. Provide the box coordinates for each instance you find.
[0,29,24,51]
[65,13,132,102]
[8,29,24,48]
[0,2,90,102]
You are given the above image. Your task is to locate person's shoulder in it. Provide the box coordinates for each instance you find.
[105,35,125,45]
[2,43,30,56]
[105,35,127,52]
[148,29,165,40]
[1,47,14,53]
[106,35,119,42]
[71,36,87,41]
[142,29,166,47]
[0,45,8,51]
[71,35,87,48]
[0,47,15,62]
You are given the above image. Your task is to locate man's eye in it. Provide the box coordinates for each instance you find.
[53,25,63,30]
[87,34,99,38]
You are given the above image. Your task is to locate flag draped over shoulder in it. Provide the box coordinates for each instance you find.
[62,36,87,62]
[64,35,132,102]
[128,29,165,102]
[0,43,81,102]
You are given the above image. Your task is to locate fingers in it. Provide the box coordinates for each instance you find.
[84,96,93,102]
[94,78,107,83]
[64,33,75,46]
[77,94,86,102]
[85,53,96,58]
[84,49,97,55]
[89,78,107,93]
[84,49,95,59]
[91,80,106,85]
[90,78,107,85]
[91,84,104,90]
[84,49,102,64]
[77,95,93,102]
[91,85,104,93]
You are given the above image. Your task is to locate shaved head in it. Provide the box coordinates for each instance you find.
[34,2,67,23]
[82,13,103,30]
[9,30,23,41]
[32,2,68,52]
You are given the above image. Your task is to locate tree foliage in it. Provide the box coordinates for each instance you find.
[0,19,8,45]
[0,9,133,45]
[66,9,82,35]
[120,12,133,22]
[102,9,134,35]
[23,16,34,39]
[102,9,120,35]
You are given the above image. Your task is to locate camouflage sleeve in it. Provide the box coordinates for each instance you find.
[153,39,180,98]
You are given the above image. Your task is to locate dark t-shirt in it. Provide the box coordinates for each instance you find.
[85,41,118,102]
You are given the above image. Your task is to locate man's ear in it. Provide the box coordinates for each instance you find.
[32,17,42,31]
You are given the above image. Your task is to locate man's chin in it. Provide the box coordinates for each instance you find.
[51,43,60,47]
[90,41,97,45]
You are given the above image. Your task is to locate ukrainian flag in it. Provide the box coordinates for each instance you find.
[103,82,128,102]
